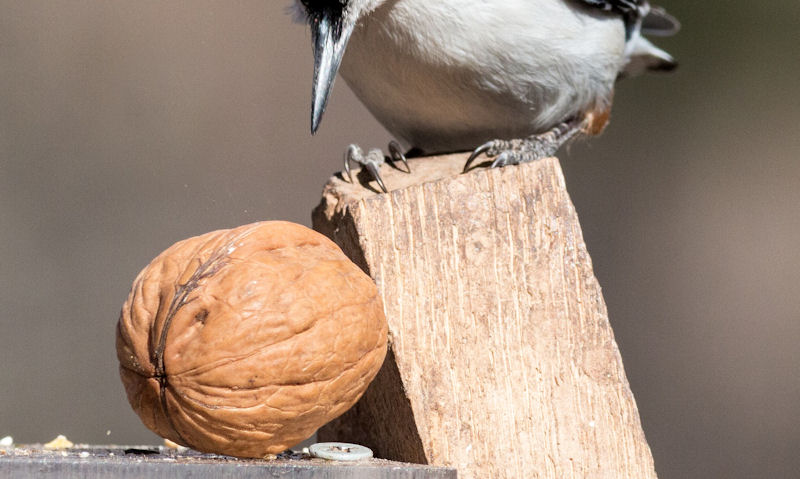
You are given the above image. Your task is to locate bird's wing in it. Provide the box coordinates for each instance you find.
[577,1,679,38]
[641,6,680,37]
[578,0,643,16]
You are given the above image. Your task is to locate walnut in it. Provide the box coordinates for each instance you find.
[116,221,387,458]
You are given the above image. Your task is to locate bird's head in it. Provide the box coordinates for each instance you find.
[295,0,382,134]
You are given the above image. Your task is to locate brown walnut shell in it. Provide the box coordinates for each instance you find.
[116,221,387,458]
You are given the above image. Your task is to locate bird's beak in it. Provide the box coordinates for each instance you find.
[310,11,356,134]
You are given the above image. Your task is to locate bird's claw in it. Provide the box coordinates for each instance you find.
[388,140,411,174]
[345,145,387,192]
[364,160,388,193]
[491,151,518,169]
[463,141,496,173]
[462,118,584,173]
[344,142,412,193]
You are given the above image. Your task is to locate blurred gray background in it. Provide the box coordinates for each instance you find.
[0,1,797,478]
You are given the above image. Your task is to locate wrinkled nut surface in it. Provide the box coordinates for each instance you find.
[116,221,387,458]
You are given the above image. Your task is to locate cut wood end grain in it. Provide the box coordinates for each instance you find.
[324,152,478,200]
[317,152,561,200]
[313,153,560,243]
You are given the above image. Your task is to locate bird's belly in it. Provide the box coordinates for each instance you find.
[340,0,626,153]
[342,59,555,153]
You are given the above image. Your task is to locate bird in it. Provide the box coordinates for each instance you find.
[293,0,679,192]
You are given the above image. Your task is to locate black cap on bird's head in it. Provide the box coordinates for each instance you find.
[298,0,361,134]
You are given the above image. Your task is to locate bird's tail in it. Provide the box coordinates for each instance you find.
[622,4,680,77]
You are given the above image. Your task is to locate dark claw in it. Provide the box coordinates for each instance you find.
[365,161,388,193]
[463,141,495,173]
[491,151,514,168]
[343,143,394,193]
[388,141,411,173]
[343,144,362,184]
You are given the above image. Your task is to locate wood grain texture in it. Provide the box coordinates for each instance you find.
[313,154,658,479]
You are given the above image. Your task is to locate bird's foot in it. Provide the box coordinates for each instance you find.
[344,140,410,193]
[463,118,584,173]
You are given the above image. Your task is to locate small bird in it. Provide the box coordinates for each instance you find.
[294,0,679,191]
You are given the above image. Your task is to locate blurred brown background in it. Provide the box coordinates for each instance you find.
[0,1,797,477]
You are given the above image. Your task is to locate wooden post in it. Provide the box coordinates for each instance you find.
[313,154,658,479]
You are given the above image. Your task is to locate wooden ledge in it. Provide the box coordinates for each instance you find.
[0,445,456,478]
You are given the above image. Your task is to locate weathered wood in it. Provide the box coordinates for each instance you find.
[0,445,456,479]
[313,154,658,479]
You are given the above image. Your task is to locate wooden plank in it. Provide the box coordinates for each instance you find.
[0,445,456,479]
[313,154,658,478]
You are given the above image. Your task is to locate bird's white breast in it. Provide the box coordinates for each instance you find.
[339,0,627,153]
